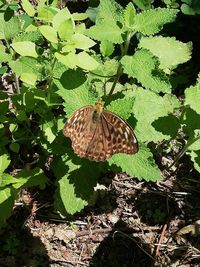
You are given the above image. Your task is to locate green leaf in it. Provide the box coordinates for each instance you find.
[54,69,95,115]
[0,45,12,63]
[85,24,123,44]
[106,98,135,120]
[40,114,57,144]
[124,2,136,28]
[139,37,192,70]
[188,150,200,173]
[9,57,43,81]
[0,66,7,74]
[76,51,99,71]
[52,156,98,215]
[55,52,77,69]
[0,13,20,40]
[13,30,42,43]
[20,14,33,30]
[52,7,72,30]
[0,99,9,115]
[20,72,37,85]
[37,6,57,22]
[131,88,180,142]
[69,33,96,50]
[134,8,178,35]
[133,0,152,10]
[183,108,200,137]
[58,18,74,40]
[0,151,10,173]
[181,3,197,15]
[72,12,88,21]
[100,41,114,57]
[21,0,35,17]
[85,0,124,44]
[185,77,200,115]
[0,187,15,228]
[0,173,20,187]
[9,143,20,153]
[39,25,58,43]
[11,41,38,58]
[187,130,200,151]
[121,49,171,93]
[108,144,162,181]
[14,167,48,189]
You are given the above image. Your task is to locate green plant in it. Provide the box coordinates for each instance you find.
[0,0,199,225]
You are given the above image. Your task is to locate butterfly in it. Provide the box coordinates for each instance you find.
[63,99,139,161]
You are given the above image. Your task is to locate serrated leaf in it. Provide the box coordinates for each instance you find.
[134,8,178,35]
[54,69,95,116]
[0,13,20,40]
[91,58,118,77]
[0,152,10,173]
[0,187,15,227]
[185,82,200,115]
[85,0,124,44]
[107,98,135,120]
[139,37,192,70]
[131,88,180,142]
[11,41,38,58]
[39,25,58,43]
[13,30,42,43]
[9,57,43,81]
[85,24,123,44]
[14,167,48,189]
[121,49,171,93]
[124,2,136,28]
[108,144,162,181]
[21,0,35,17]
[52,156,98,215]
[76,51,99,71]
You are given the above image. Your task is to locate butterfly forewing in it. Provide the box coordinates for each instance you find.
[63,103,139,161]
[63,106,95,156]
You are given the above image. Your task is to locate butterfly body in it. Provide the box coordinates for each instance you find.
[63,100,139,161]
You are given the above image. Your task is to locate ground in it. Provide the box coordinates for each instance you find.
[1,157,200,267]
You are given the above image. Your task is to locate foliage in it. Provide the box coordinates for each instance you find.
[0,0,199,225]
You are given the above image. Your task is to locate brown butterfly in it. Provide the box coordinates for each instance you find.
[63,99,139,161]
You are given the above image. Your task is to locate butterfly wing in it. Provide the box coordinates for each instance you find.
[85,110,138,161]
[63,105,139,161]
[63,106,97,158]
[84,119,108,161]
[101,110,139,156]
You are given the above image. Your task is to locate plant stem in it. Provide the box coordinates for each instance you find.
[168,135,200,169]
[107,32,134,97]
